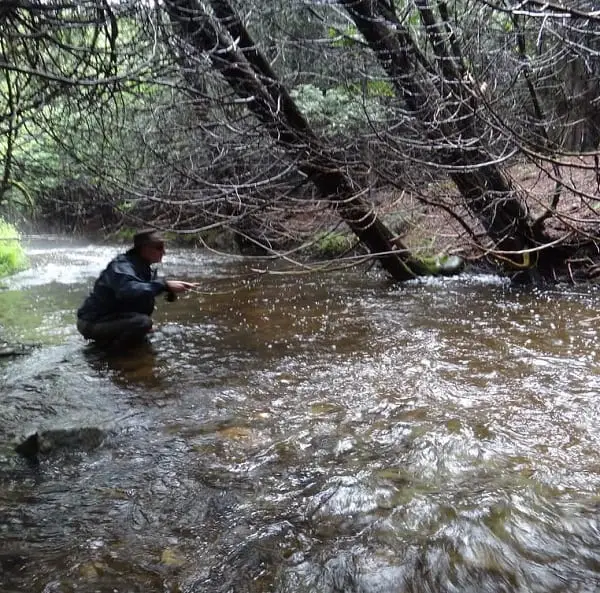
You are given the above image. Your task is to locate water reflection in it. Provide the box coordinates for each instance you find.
[82,339,163,391]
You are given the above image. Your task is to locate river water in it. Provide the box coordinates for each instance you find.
[2,237,600,592]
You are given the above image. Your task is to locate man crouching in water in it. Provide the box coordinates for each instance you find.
[76,230,196,346]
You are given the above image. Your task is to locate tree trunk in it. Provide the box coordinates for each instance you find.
[341,0,554,272]
[164,0,432,281]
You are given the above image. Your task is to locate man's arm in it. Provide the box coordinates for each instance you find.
[109,260,167,300]
[108,260,197,301]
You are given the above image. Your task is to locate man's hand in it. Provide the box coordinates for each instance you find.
[165,280,197,294]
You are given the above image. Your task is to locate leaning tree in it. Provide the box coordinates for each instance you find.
[2,0,600,282]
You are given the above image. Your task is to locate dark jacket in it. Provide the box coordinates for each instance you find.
[77,250,167,322]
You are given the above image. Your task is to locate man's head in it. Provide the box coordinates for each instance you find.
[133,229,165,264]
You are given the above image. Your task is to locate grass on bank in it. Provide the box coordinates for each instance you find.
[0,219,28,278]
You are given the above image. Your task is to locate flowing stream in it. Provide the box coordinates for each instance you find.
[2,237,600,593]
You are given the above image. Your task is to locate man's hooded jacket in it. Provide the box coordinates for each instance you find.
[77,250,167,322]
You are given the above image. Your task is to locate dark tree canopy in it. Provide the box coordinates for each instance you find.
[2,0,600,281]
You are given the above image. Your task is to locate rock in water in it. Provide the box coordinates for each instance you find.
[0,342,38,357]
[15,427,107,461]
[438,255,465,276]
[14,433,41,459]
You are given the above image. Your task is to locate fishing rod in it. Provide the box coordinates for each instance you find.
[165,283,240,300]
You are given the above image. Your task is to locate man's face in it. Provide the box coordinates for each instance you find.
[140,241,165,264]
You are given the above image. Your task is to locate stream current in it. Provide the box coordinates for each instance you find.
[2,237,600,592]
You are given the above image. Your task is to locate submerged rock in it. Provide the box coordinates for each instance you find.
[0,342,38,357]
[15,427,108,461]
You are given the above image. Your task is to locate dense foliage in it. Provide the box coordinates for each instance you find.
[1,0,600,279]
[0,219,27,278]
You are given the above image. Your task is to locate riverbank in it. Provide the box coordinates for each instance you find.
[14,155,600,282]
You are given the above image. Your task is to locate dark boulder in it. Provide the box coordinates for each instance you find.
[15,427,108,462]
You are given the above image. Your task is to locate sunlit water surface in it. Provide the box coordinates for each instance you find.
[2,237,600,593]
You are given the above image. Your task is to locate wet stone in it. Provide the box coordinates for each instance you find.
[0,341,39,357]
[14,427,109,462]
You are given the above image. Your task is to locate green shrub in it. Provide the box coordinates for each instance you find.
[314,231,355,257]
[0,219,28,278]
[290,83,390,132]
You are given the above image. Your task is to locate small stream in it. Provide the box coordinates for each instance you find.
[2,237,600,593]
